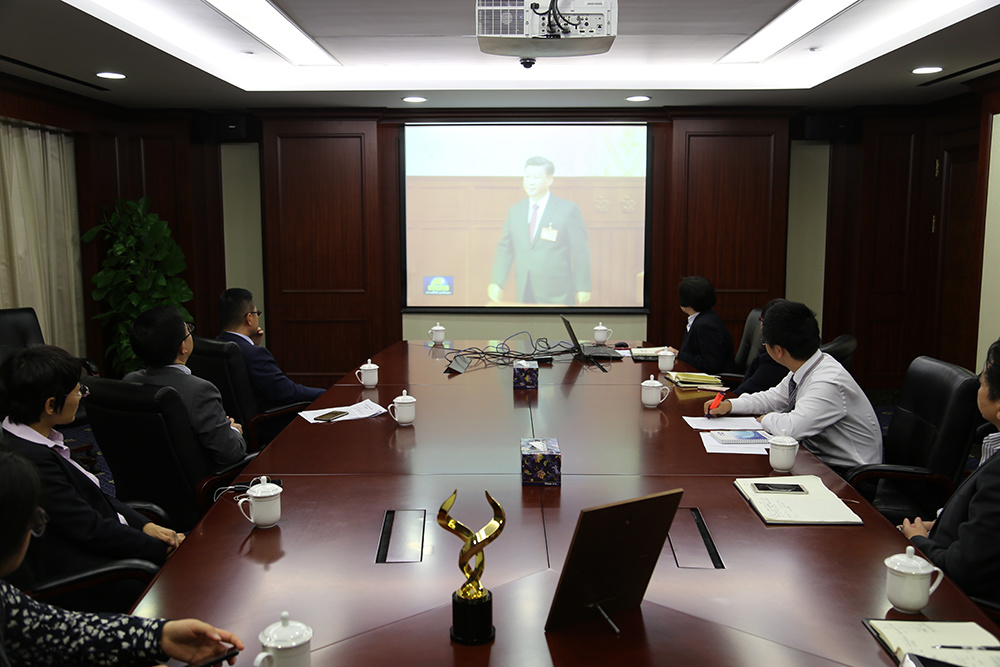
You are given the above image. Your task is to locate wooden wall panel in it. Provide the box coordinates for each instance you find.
[261,116,399,386]
[659,115,790,350]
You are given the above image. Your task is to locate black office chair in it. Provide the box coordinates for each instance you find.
[845,356,984,524]
[820,334,857,371]
[187,335,311,451]
[732,307,763,374]
[83,376,255,533]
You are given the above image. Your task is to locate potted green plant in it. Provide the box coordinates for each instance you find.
[82,197,194,376]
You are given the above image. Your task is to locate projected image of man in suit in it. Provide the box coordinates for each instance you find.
[487,156,592,306]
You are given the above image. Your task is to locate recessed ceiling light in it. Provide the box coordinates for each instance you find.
[912,66,943,75]
[626,95,651,102]
[96,72,126,79]
[402,96,427,103]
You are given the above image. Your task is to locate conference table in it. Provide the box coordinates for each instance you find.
[134,340,999,666]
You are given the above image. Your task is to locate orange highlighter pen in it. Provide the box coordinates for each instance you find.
[708,392,725,416]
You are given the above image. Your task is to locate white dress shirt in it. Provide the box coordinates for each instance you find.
[728,350,882,469]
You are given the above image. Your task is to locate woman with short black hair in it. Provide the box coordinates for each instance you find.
[667,276,735,375]
[0,450,243,666]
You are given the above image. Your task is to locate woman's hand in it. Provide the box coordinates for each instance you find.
[161,619,244,665]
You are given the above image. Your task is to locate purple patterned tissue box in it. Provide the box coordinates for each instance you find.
[521,438,561,486]
[513,360,539,389]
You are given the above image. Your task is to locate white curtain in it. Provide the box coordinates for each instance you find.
[0,118,85,356]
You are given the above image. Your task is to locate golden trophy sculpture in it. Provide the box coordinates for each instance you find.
[437,489,506,645]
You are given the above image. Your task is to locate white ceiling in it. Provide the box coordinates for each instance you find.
[0,0,998,110]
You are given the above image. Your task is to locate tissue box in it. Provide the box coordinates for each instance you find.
[513,360,539,389]
[521,438,561,486]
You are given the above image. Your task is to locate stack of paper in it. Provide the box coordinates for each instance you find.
[865,619,1000,666]
[665,371,723,389]
[734,475,863,524]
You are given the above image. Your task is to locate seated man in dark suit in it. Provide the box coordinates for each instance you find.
[125,306,247,467]
[0,346,178,594]
[216,288,324,412]
[901,336,1000,606]
[667,276,735,375]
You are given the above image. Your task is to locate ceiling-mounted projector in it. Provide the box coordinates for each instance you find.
[477,0,617,65]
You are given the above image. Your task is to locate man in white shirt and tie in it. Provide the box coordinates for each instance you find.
[704,300,882,476]
[487,156,592,306]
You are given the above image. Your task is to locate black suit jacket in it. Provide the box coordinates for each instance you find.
[733,351,787,396]
[0,430,167,590]
[911,451,1000,605]
[217,332,324,412]
[677,309,735,375]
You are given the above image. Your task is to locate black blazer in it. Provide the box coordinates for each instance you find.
[677,309,735,375]
[911,451,1000,605]
[0,430,167,590]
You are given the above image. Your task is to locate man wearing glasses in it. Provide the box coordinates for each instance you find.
[217,288,324,413]
[126,306,246,467]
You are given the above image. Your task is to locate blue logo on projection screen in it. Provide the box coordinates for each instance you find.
[424,276,453,295]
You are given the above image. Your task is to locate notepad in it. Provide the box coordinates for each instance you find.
[734,475,863,524]
[865,619,1000,666]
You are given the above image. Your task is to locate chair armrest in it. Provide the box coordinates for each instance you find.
[845,464,957,496]
[194,452,258,513]
[79,358,100,376]
[125,500,172,527]
[27,559,159,602]
[245,402,312,451]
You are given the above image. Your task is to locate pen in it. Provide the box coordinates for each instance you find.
[708,392,724,416]
[932,645,1000,650]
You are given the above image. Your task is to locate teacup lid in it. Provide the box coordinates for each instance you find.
[885,545,935,575]
[595,322,608,330]
[394,389,416,404]
[260,611,313,648]
[430,322,445,330]
[642,374,662,387]
[247,476,282,498]
[658,349,675,356]
[768,429,797,447]
[361,358,378,370]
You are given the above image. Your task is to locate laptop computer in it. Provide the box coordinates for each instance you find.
[544,488,684,632]
[561,315,623,359]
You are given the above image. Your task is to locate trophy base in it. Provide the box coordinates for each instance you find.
[450,591,495,645]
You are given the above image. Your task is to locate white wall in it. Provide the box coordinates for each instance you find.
[220,144,267,341]
[978,114,1000,371]
[786,141,830,332]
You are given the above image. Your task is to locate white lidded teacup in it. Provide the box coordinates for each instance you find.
[641,375,669,408]
[884,545,943,613]
[237,476,282,529]
[658,349,676,372]
[389,389,416,426]
[428,322,446,344]
[593,322,613,344]
[254,611,312,667]
[767,430,798,473]
[355,359,378,389]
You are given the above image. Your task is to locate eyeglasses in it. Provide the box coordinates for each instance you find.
[30,507,48,538]
[78,384,90,399]
[179,321,195,345]
[246,310,263,317]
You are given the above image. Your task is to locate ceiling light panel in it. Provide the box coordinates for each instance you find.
[719,0,860,64]
[203,0,336,66]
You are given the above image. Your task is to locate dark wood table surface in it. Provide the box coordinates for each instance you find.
[135,341,1000,666]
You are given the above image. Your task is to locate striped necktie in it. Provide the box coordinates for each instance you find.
[787,376,798,411]
[529,204,539,241]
